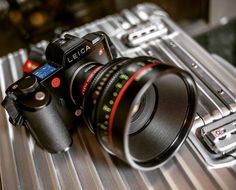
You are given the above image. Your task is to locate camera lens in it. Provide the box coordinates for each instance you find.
[129,84,157,135]
[74,56,197,170]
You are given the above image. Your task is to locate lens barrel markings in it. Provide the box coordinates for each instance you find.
[96,59,160,149]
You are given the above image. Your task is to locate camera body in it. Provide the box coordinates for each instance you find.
[2,32,115,153]
[2,31,197,170]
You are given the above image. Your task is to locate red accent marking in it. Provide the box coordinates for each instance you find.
[23,59,40,73]
[82,66,102,95]
[108,63,159,147]
[51,77,61,88]
[215,129,222,136]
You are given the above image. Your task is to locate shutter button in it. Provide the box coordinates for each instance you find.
[35,91,45,101]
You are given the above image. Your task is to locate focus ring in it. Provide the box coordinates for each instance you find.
[95,57,161,155]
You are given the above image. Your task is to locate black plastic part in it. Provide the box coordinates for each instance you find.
[83,33,101,44]
[1,97,23,127]
[28,46,46,64]
[18,76,39,95]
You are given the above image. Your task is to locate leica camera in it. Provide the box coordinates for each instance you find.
[2,31,197,170]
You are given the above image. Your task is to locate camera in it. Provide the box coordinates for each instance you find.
[2,31,197,170]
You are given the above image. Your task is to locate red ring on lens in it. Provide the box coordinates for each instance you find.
[108,63,159,147]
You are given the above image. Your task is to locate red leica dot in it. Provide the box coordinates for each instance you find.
[51,77,61,88]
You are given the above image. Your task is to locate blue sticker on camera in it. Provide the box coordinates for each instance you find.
[33,64,57,79]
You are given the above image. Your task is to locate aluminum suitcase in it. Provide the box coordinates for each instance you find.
[0,3,236,189]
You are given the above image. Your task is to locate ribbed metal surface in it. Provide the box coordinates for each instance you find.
[1,3,236,190]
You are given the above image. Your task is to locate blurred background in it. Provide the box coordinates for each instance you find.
[0,0,235,65]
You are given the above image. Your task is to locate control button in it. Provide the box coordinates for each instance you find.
[83,33,101,44]
[51,77,61,88]
[18,76,39,95]
[35,91,46,101]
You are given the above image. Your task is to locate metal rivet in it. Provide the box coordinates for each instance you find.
[217,89,224,95]
[75,109,82,117]
[148,50,153,56]
[191,63,198,68]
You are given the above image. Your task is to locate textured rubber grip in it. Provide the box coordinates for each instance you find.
[22,99,72,153]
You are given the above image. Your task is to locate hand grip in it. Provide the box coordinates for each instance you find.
[22,97,72,153]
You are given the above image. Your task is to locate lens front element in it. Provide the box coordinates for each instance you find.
[83,56,197,171]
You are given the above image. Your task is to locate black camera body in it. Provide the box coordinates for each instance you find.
[2,32,115,153]
[2,31,197,170]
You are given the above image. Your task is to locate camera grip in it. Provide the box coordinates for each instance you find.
[22,99,72,153]
[4,75,72,153]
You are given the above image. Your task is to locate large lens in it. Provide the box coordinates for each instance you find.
[80,56,197,170]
